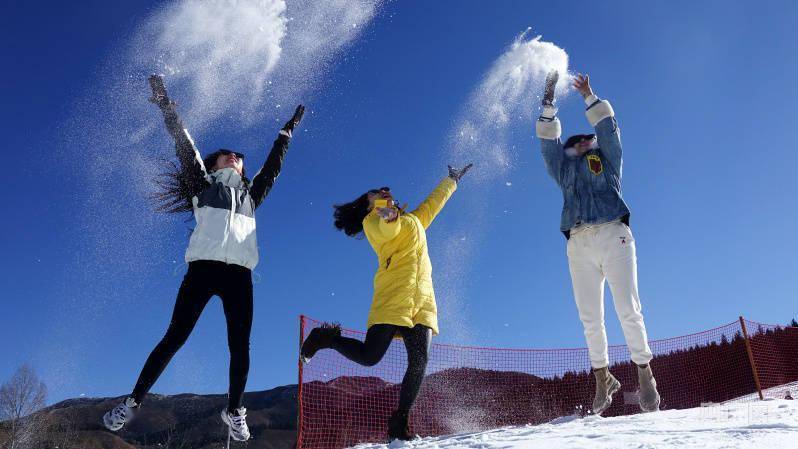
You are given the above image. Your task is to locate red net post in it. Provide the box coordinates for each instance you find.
[296,317,780,449]
[739,316,764,400]
[297,315,306,447]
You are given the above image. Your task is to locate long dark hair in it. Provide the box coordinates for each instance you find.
[333,193,371,238]
[152,150,247,214]
[152,158,199,214]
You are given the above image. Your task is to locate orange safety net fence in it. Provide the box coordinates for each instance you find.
[297,316,798,449]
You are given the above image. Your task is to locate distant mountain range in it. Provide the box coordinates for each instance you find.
[10,385,299,449]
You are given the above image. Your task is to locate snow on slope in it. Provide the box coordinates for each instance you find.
[725,380,798,403]
[352,400,798,449]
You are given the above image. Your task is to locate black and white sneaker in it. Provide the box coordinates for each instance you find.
[103,397,138,431]
[221,407,251,441]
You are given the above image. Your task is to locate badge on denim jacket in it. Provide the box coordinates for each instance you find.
[587,154,603,175]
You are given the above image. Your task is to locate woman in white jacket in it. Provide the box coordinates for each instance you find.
[102,75,304,441]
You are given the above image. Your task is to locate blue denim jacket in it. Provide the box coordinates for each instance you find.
[536,97,630,235]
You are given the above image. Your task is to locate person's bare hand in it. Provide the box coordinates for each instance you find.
[573,73,594,99]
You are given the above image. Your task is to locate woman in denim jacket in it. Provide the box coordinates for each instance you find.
[536,73,661,415]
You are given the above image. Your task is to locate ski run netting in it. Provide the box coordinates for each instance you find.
[297,316,798,449]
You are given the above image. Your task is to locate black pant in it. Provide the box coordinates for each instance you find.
[131,261,253,412]
[331,324,432,411]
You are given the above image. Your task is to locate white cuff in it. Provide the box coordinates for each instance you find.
[536,117,562,140]
[585,100,614,127]
[584,94,599,106]
[279,129,291,138]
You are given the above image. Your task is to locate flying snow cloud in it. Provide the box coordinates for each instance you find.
[447,29,571,183]
[131,0,289,128]
[130,0,381,129]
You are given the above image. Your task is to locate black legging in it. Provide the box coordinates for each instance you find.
[131,260,253,412]
[331,324,432,411]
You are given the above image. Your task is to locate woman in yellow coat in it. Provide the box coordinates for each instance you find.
[301,164,472,441]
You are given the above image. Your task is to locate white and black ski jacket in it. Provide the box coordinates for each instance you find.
[159,102,291,270]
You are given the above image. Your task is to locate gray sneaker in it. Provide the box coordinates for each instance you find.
[637,364,661,412]
[592,367,621,415]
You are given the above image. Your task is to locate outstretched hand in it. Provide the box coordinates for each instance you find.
[573,73,594,99]
[448,163,473,182]
[147,74,173,107]
[282,105,305,136]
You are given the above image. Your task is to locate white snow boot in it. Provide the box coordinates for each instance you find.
[592,367,621,415]
[221,407,251,441]
[637,364,661,412]
[103,397,138,431]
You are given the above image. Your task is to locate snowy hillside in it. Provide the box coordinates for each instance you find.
[352,400,798,449]
[725,380,798,403]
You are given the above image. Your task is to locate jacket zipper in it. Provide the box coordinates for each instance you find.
[574,159,582,225]
[414,216,423,294]
[224,186,236,263]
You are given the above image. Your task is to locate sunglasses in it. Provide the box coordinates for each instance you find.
[218,149,245,159]
[368,187,390,194]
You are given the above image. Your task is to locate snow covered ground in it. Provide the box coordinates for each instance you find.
[725,380,798,403]
[352,400,798,449]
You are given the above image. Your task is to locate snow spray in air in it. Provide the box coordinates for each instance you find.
[130,0,382,129]
[448,28,571,181]
[434,29,571,366]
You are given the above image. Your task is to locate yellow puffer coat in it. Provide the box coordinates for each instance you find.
[362,177,457,335]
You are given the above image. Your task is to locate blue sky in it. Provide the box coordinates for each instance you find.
[1,0,797,404]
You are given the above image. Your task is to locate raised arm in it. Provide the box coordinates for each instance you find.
[536,71,565,184]
[250,105,305,209]
[410,164,469,229]
[575,74,622,176]
[148,75,208,197]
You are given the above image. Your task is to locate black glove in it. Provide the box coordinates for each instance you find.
[542,70,559,107]
[448,163,473,182]
[147,74,174,108]
[282,104,305,137]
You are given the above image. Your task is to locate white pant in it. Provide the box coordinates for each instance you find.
[567,221,653,368]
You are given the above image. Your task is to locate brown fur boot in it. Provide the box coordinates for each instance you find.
[592,366,621,415]
[637,364,661,412]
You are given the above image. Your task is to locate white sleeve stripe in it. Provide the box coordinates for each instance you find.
[182,128,208,176]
